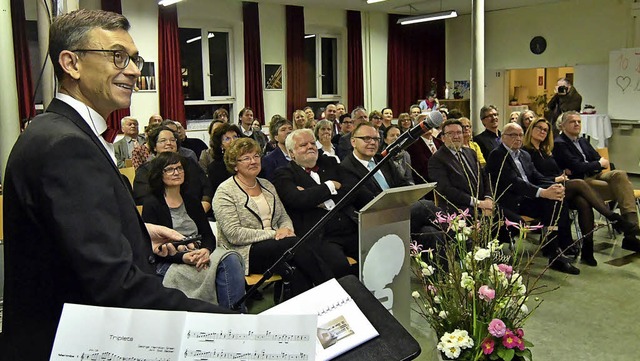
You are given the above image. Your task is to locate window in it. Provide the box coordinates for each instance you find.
[179,27,233,102]
[305,34,340,100]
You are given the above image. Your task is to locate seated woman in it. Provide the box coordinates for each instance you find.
[314,120,339,162]
[397,112,413,133]
[131,123,160,169]
[382,124,414,185]
[142,152,245,310]
[207,123,243,194]
[509,111,521,123]
[459,117,486,167]
[517,110,537,132]
[134,125,212,211]
[198,119,224,171]
[213,138,332,296]
[523,118,636,266]
[292,109,306,130]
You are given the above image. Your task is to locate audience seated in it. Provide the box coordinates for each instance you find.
[397,112,413,133]
[238,107,268,151]
[473,105,502,160]
[409,104,421,123]
[303,106,315,124]
[131,123,160,169]
[260,115,293,181]
[198,119,225,171]
[337,107,369,160]
[213,108,229,123]
[522,117,637,266]
[273,129,358,278]
[213,138,332,296]
[292,109,307,131]
[517,110,537,132]
[161,120,198,164]
[141,152,245,310]
[332,113,353,147]
[114,116,145,168]
[406,124,443,184]
[460,117,486,167]
[380,107,394,133]
[148,114,163,127]
[486,123,579,275]
[315,120,339,162]
[207,123,242,199]
[133,125,212,212]
[175,121,208,159]
[324,104,340,136]
[382,125,414,185]
[509,111,521,123]
[552,111,640,252]
[419,90,439,112]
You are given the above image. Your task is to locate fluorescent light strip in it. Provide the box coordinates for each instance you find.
[158,0,182,6]
[397,10,458,25]
[304,34,316,39]
[186,33,214,44]
[367,0,387,3]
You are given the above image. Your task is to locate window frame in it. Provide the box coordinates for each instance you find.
[306,32,342,102]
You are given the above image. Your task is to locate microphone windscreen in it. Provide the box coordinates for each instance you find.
[424,111,444,129]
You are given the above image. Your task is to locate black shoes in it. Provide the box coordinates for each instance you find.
[580,254,598,267]
[549,256,581,275]
[610,213,640,236]
[621,236,640,252]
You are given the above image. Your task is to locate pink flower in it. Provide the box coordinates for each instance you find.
[481,338,495,355]
[515,328,524,338]
[488,319,506,337]
[478,285,495,301]
[409,241,423,256]
[427,284,437,294]
[498,263,513,278]
[502,332,520,349]
[515,336,526,351]
[504,218,544,231]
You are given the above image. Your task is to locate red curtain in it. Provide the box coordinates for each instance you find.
[11,0,36,128]
[347,10,364,112]
[158,4,186,126]
[387,15,445,115]
[101,0,129,139]
[285,5,306,118]
[242,2,265,123]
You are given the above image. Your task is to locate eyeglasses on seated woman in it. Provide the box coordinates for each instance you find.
[142,152,246,310]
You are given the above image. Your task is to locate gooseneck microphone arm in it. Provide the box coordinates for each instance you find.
[231,118,440,310]
[381,111,444,157]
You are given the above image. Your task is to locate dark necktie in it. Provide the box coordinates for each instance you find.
[456,151,478,185]
[305,165,319,174]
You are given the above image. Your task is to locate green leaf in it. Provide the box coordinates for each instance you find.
[524,340,534,347]
[497,348,515,361]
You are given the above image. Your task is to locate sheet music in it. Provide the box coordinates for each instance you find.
[50,304,316,361]
[261,279,379,361]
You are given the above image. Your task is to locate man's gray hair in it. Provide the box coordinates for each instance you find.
[479,105,498,120]
[120,116,137,128]
[560,110,581,124]
[49,9,130,80]
[285,129,315,155]
[351,107,367,118]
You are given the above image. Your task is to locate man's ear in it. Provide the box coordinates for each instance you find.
[59,50,80,80]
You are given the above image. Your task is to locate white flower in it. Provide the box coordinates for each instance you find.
[437,329,473,359]
[451,329,474,349]
[474,248,491,261]
[420,261,429,269]
[520,303,529,314]
[462,226,472,236]
[489,239,501,252]
[439,310,449,319]
[460,272,475,290]
[427,307,437,315]
[433,295,442,304]
[422,265,435,276]
[455,233,468,242]
[411,291,420,298]
[457,219,466,229]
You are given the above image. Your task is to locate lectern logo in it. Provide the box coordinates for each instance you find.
[362,234,405,314]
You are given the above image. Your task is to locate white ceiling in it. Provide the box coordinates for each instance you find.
[253,0,568,15]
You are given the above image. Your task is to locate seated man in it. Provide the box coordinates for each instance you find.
[337,107,368,160]
[553,111,640,251]
[114,116,145,168]
[174,120,208,159]
[473,105,502,160]
[273,129,358,278]
[260,116,293,181]
[340,122,441,245]
[406,127,442,184]
[486,123,579,275]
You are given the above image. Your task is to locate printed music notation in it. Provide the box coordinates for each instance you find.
[50,304,317,361]
[182,349,308,360]
[186,330,310,343]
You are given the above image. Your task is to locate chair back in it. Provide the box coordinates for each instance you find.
[120,167,136,186]
[596,148,610,173]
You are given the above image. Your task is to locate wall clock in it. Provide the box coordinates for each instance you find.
[530,36,547,55]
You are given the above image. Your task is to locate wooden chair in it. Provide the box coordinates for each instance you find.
[125,159,133,168]
[119,167,136,187]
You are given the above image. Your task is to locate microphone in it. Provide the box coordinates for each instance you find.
[381,111,444,157]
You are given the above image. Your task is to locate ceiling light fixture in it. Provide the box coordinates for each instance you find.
[366,0,387,4]
[397,10,458,25]
[186,33,214,44]
[304,34,316,39]
[158,0,183,6]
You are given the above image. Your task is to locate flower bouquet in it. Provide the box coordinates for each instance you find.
[410,209,551,361]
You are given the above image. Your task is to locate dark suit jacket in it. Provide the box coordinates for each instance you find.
[340,152,409,209]
[406,136,443,183]
[552,133,603,179]
[260,147,289,181]
[273,156,357,238]
[1,99,229,360]
[337,132,353,160]
[428,146,490,212]
[182,136,209,160]
[485,144,554,211]
[473,129,502,161]
[142,193,217,261]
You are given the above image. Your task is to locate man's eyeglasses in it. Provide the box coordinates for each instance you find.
[237,154,261,163]
[483,113,499,119]
[72,49,144,70]
[341,120,353,124]
[163,165,184,175]
[533,126,549,133]
[354,136,381,143]
[157,138,177,145]
[504,133,524,138]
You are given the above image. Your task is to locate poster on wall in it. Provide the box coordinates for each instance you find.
[453,80,470,99]
[264,64,283,90]
[136,62,156,91]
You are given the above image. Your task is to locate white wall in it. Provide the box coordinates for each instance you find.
[259,3,287,122]
[362,11,388,112]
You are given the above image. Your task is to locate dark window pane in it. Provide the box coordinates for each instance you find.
[321,37,337,95]
[179,27,204,100]
[26,21,42,104]
[304,36,317,98]
[185,104,231,121]
[208,32,230,97]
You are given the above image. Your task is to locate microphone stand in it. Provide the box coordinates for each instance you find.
[231,141,414,310]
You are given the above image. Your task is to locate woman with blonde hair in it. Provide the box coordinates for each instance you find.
[459,117,486,167]
[292,109,306,130]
